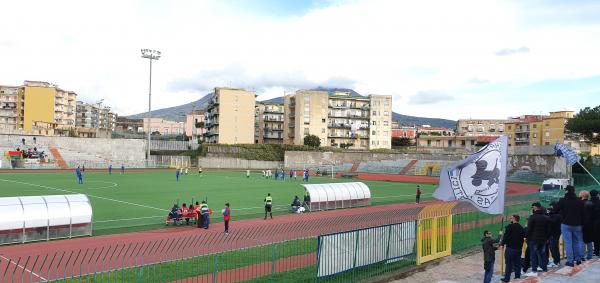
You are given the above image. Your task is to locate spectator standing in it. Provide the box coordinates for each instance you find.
[416,185,422,204]
[33,136,36,144]
[525,202,550,277]
[555,185,584,266]
[21,138,25,145]
[500,214,525,282]
[481,230,499,283]
[547,202,563,267]
[590,190,600,257]
[222,203,230,234]
[199,201,209,229]
[264,193,273,220]
[581,190,594,260]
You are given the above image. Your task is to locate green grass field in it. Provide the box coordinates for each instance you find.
[0,170,435,235]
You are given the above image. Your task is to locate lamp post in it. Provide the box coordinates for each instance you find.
[141,49,161,162]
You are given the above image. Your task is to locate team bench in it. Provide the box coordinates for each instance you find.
[341,173,357,179]
[166,209,198,225]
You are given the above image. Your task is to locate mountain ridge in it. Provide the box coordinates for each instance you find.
[128,89,456,128]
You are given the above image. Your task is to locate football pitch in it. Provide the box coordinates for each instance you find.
[0,170,435,235]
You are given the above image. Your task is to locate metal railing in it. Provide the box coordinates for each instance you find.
[0,190,543,282]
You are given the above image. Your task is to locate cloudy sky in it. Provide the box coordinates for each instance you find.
[1,0,599,120]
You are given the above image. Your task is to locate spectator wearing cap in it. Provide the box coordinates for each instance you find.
[589,190,600,256]
[524,202,550,277]
[581,190,594,260]
[555,185,584,266]
[546,202,563,267]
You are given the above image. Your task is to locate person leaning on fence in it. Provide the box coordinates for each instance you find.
[590,190,600,257]
[481,230,499,283]
[264,193,273,220]
[546,202,563,267]
[500,214,525,282]
[524,202,550,277]
[555,185,584,267]
[581,190,594,261]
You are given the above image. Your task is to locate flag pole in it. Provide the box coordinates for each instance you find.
[577,160,600,186]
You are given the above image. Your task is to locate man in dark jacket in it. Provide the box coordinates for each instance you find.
[500,214,525,282]
[525,202,550,276]
[590,190,600,256]
[546,202,562,267]
[555,185,584,266]
[482,230,499,283]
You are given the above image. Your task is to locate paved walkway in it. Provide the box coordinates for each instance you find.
[392,250,599,283]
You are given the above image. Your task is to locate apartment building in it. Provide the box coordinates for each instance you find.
[185,110,205,138]
[456,119,507,136]
[0,86,19,130]
[205,87,256,144]
[283,90,392,149]
[143,118,185,136]
[0,81,77,135]
[504,111,574,147]
[76,101,116,130]
[255,102,284,144]
[417,125,455,136]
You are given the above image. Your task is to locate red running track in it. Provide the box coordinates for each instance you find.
[0,174,539,282]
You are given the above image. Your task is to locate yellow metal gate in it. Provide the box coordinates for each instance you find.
[416,202,457,265]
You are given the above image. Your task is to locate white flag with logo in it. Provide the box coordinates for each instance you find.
[433,135,508,215]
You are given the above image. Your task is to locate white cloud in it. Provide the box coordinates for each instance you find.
[0,0,599,120]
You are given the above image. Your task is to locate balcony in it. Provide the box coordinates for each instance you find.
[264,127,284,132]
[328,123,351,129]
[515,137,529,143]
[263,109,284,114]
[264,117,283,122]
[288,133,295,138]
[205,131,219,137]
[329,103,349,109]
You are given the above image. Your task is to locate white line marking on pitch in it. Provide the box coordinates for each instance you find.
[0,254,47,281]
[371,193,432,199]
[0,178,167,212]
[94,215,166,223]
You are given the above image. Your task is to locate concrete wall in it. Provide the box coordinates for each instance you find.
[284,151,569,179]
[1,134,145,161]
[198,156,282,170]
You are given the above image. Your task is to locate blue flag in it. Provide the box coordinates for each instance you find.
[554,142,581,166]
[433,136,508,215]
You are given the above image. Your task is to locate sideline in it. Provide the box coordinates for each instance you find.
[0,178,167,212]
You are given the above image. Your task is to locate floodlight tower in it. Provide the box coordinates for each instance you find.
[141,49,161,162]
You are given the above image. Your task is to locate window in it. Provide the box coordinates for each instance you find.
[533,133,537,138]
[427,140,431,146]
[372,121,376,125]
[372,130,376,135]
[304,128,309,135]
[461,140,466,146]
[384,131,389,136]
[545,142,550,145]
[383,121,389,126]
[372,111,377,116]
[322,118,326,123]
[545,121,549,126]
[545,131,550,137]
[322,128,325,133]
[403,132,407,137]
[448,140,453,147]
[508,125,512,130]
[471,140,475,145]
[533,124,537,128]
[164,129,169,135]
[384,111,389,116]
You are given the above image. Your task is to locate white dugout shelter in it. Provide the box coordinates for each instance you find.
[302,182,371,211]
[0,194,92,245]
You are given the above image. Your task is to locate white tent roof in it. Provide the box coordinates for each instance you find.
[302,182,371,203]
[0,194,92,230]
